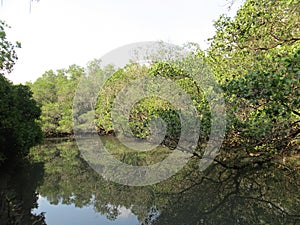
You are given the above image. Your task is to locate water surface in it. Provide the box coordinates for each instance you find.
[1,137,299,225]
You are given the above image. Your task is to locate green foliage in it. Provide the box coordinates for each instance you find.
[228,46,300,119]
[0,71,42,163]
[207,0,300,156]
[29,65,85,136]
[0,20,20,74]
[0,20,42,164]
[95,58,210,144]
[29,0,300,161]
[149,61,184,79]
[207,0,300,82]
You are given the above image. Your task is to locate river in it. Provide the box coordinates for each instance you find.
[1,137,299,225]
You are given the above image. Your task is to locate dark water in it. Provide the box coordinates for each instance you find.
[1,138,300,225]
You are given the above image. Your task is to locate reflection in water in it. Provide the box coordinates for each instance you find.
[0,161,46,225]
[27,138,300,225]
[32,196,139,225]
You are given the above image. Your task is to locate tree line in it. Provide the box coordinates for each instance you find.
[0,20,42,165]
[30,0,299,161]
[0,0,299,165]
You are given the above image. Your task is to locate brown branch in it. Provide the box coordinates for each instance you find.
[233,19,300,51]
[236,36,300,51]
[281,102,300,117]
[239,196,300,219]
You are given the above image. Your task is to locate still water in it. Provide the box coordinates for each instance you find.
[1,137,300,225]
[33,196,139,225]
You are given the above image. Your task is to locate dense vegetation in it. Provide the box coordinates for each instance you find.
[0,20,44,224]
[207,0,300,161]
[0,0,299,224]
[28,0,299,166]
[27,65,84,137]
[0,20,42,165]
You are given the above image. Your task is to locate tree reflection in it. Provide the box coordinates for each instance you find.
[152,160,300,225]
[30,139,300,225]
[0,160,46,225]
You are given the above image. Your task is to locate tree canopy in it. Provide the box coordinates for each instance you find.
[0,20,42,164]
[206,0,300,160]
[28,65,85,136]
[28,0,300,167]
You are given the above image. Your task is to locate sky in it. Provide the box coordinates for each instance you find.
[33,196,139,225]
[0,0,242,84]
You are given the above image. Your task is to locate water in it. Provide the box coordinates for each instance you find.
[33,196,139,225]
[1,137,299,225]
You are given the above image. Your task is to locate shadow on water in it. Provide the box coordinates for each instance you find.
[8,138,300,225]
[0,159,46,225]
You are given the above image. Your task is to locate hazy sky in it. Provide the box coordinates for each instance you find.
[0,0,242,84]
